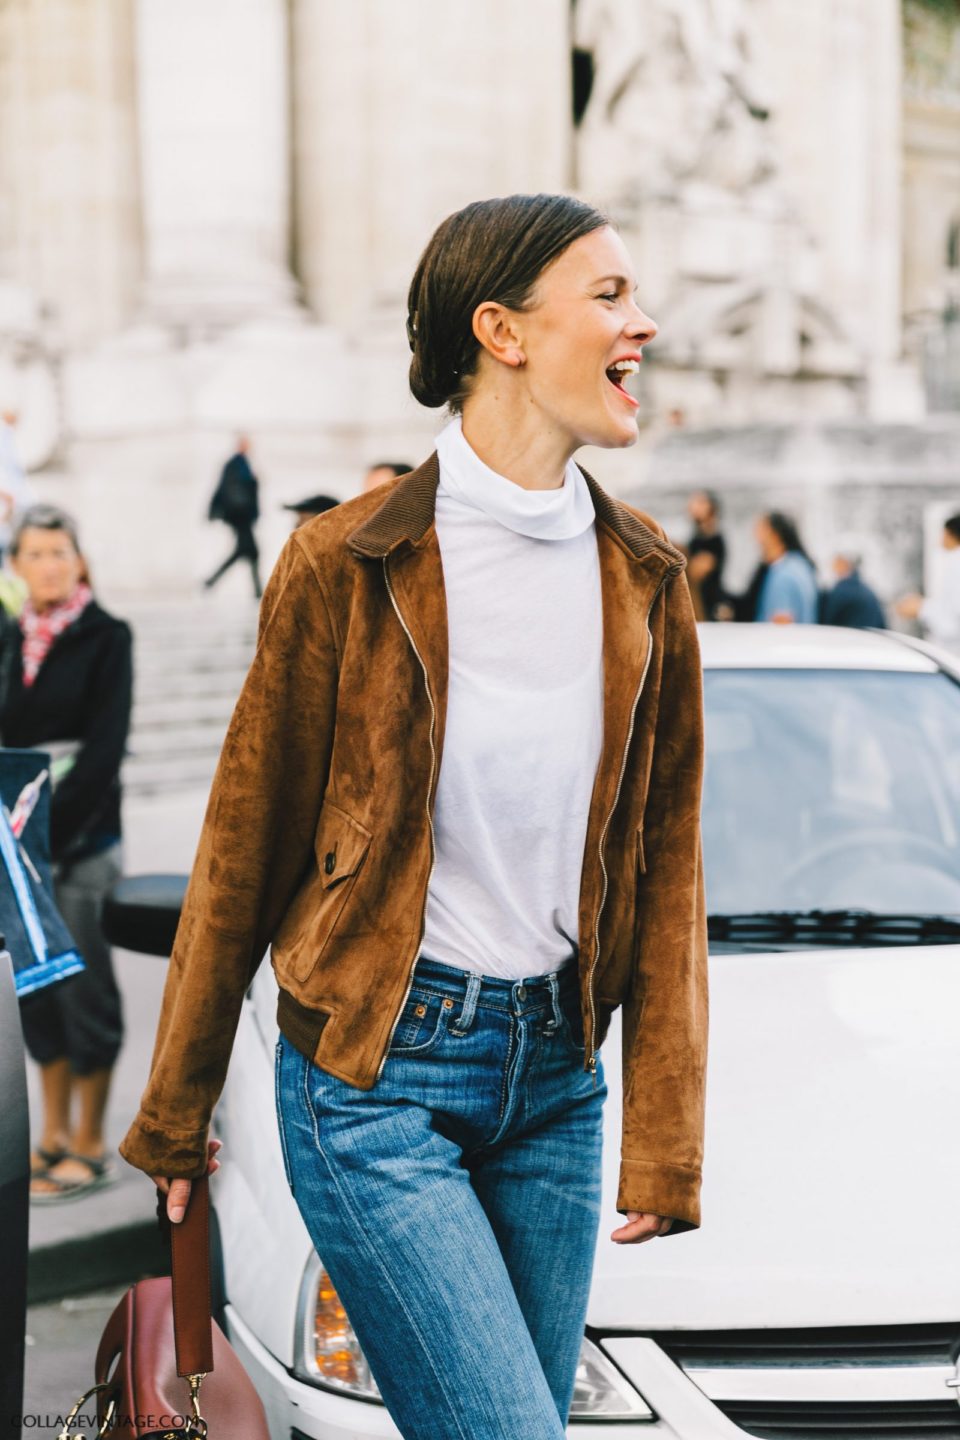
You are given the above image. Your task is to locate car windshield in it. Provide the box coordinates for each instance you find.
[702,668,960,920]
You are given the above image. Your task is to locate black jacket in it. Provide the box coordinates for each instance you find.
[0,601,133,862]
[209,453,260,527]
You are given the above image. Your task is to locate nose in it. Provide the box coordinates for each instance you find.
[626,303,657,346]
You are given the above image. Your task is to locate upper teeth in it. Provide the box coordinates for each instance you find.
[610,360,639,375]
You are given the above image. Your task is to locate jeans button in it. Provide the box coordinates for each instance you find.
[516,985,527,1001]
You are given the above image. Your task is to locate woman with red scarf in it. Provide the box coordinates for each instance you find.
[0,505,133,1201]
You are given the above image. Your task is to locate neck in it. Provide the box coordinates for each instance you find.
[460,391,574,492]
[33,586,82,614]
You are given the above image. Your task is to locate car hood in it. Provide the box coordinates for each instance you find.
[589,943,960,1331]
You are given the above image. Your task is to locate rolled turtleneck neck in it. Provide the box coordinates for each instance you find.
[435,416,595,541]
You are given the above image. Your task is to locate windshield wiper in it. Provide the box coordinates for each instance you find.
[708,909,960,949]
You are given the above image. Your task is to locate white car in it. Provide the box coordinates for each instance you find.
[209,624,960,1438]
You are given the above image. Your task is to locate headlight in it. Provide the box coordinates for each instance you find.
[570,1337,655,1420]
[295,1255,654,1420]
[294,1254,382,1401]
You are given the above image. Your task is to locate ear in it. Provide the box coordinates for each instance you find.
[472,301,525,370]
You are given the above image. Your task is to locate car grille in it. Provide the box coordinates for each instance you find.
[650,1323,960,1368]
[646,1325,960,1440]
[717,1398,960,1437]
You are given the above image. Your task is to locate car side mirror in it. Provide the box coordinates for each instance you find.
[102,874,188,957]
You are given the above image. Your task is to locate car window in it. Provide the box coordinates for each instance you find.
[702,669,960,917]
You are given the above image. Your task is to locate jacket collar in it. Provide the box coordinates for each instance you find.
[347,451,686,574]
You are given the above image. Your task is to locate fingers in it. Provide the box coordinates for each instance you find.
[152,1140,224,1221]
[610,1211,673,1245]
[167,1178,192,1224]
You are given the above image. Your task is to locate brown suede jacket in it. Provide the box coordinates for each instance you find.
[120,455,708,1231]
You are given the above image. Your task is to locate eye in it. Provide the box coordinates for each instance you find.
[597,292,618,304]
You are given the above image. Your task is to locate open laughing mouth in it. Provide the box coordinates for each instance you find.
[605,358,641,408]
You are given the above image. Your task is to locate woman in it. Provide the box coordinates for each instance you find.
[2,504,133,1200]
[121,195,708,1439]
[752,510,819,624]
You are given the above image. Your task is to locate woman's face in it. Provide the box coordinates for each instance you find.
[12,527,84,608]
[504,226,657,450]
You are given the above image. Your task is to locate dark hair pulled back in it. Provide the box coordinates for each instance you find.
[764,510,812,562]
[407,193,608,411]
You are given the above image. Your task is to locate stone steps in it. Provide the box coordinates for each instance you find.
[121,601,256,797]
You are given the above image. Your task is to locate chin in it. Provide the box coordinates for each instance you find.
[581,416,640,450]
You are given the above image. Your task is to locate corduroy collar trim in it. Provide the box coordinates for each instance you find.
[347,452,686,573]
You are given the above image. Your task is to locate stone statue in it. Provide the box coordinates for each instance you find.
[574,0,777,204]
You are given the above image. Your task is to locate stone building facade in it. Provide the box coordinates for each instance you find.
[0,0,957,596]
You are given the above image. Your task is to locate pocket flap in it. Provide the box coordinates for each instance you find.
[315,803,372,889]
[636,821,647,875]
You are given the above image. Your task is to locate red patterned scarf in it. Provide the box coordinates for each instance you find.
[19,582,93,687]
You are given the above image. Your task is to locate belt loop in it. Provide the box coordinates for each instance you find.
[451,973,481,1035]
[546,971,563,1032]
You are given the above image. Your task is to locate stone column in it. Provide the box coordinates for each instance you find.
[135,0,297,326]
[290,0,571,325]
[0,0,141,347]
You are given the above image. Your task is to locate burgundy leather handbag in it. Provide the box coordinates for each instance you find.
[59,1177,270,1440]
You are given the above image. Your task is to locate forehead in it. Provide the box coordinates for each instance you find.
[18,527,76,550]
[538,225,636,290]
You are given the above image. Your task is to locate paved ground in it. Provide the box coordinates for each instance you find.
[22,1287,128,1436]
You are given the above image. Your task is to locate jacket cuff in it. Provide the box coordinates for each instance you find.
[617,1157,701,1234]
[118,1112,209,1181]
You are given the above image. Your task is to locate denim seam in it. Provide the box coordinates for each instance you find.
[299,1058,472,1440]
[274,1037,295,1192]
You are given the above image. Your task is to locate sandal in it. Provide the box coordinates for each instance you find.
[30,1151,116,1204]
[30,1144,69,1178]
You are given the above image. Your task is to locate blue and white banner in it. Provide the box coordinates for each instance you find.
[0,748,83,997]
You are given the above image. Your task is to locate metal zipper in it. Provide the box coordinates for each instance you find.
[585,573,669,1076]
[376,555,439,1079]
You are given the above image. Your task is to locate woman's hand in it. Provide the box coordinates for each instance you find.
[896,593,924,620]
[152,1138,223,1224]
[611,1210,673,1244]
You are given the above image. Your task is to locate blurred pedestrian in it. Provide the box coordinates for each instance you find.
[0,505,132,1201]
[282,492,340,531]
[896,512,960,651]
[0,410,36,561]
[753,511,819,624]
[361,460,414,494]
[204,434,262,598]
[685,489,727,620]
[820,540,886,629]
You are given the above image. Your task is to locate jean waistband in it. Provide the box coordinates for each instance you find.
[411,952,579,1018]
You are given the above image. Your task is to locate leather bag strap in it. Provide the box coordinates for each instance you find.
[170,1173,215,1377]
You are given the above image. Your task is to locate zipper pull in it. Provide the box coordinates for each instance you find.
[589,1052,598,1088]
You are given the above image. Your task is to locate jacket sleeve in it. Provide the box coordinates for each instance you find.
[618,569,708,1232]
[118,534,339,1180]
[50,621,133,856]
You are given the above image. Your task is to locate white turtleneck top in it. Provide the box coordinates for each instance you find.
[419,417,604,980]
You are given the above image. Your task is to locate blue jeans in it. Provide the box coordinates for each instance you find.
[275,953,607,1440]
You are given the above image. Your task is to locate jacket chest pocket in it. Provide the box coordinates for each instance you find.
[287,802,372,983]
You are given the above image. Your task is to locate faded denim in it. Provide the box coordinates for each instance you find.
[275,953,607,1440]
